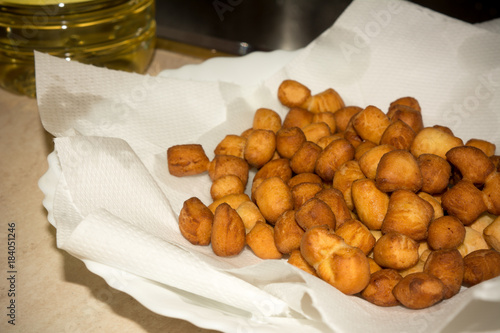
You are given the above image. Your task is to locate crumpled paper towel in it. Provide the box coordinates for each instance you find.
[36,0,500,332]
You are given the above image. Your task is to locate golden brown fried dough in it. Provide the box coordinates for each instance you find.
[483,216,500,251]
[470,212,496,234]
[375,150,423,193]
[301,226,370,295]
[336,219,376,255]
[393,272,445,309]
[167,144,210,177]
[380,120,416,150]
[343,119,364,148]
[288,249,318,276]
[244,129,276,168]
[246,221,282,259]
[302,88,345,113]
[427,216,466,250]
[210,174,245,201]
[291,182,324,209]
[208,155,249,186]
[254,158,292,183]
[282,107,314,129]
[236,201,266,233]
[275,127,306,159]
[295,198,336,230]
[315,138,355,182]
[208,193,251,214]
[254,176,293,224]
[441,180,488,225]
[352,105,391,145]
[418,192,444,219]
[302,122,332,144]
[361,269,402,307]
[386,104,424,134]
[389,96,421,112]
[290,141,322,174]
[214,135,247,159]
[278,79,312,108]
[483,172,500,215]
[334,106,362,132]
[373,232,420,270]
[382,190,434,241]
[178,197,214,246]
[352,178,390,230]
[466,138,496,157]
[211,203,246,256]
[358,144,396,180]
[446,146,495,185]
[463,249,500,286]
[458,226,490,257]
[287,172,323,188]
[313,112,337,133]
[274,210,304,254]
[354,141,377,161]
[423,249,464,299]
[253,108,282,133]
[315,188,352,229]
[368,257,383,274]
[417,154,452,194]
[333,160,366,211]
[411,127,463,159]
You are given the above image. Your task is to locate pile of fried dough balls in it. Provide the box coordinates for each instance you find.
[167,79,500,310]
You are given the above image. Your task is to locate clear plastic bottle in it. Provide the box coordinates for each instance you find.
[0,0,156,97]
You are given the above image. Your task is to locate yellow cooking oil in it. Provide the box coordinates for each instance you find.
[0,0,156,97]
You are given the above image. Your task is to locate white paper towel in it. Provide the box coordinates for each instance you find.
[36,0,500,332]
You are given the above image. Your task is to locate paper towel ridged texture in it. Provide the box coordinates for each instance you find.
[36,0,500,332]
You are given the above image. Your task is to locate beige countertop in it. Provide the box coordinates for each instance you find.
[0,48,223,333]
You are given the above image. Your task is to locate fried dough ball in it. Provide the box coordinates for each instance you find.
[361,269,402,307]
[343,119,364,148]
[302,88,345,113]
[287,172,323,188]
[354,141,377,161]
[423,249,464,299]
[178,197,214,246]
[380,120,416,150]
[254,158,292,184]
[458,226,490,257]
[275,127,306,159]
[302,122,331,143]
[386,104,424,134]
[314,188,352,229]
[483,216,500,252]
[277,79,311,108]
[167,144,210,177]
[316,134,345,149]
[313,112,337,133]
[427,216,466,250]
[470,212,496,234]
[351,105,391,145]
[446,146,495,185]
[373,232,420,270]
[274,210,304,254]
[367,257,383,274]
[352,178,390,230]
[417,154,452,194]
[211,203,246,257]
[334,106,362,132]
[244,129,276,168]
[483,172,500,215]
[253,108,282,133]
[300,226,371,295]
[282,107,314,129]
[290,141,322,174]
[208,155,249,186]
[433,124,454,136]
[254,176,293,225]
[398,258,426,277]
[246,221,282,259]
[333,160,366,211]
[441,180,488,225]
[214,135,247,159]
[291,182,324,209]
[375,150,423,193]
[315,138,355,182]
[295,198,336,230]
[466,138,496,157]
[382,190,434,242]
[392,272,445,309]
[389,96,421,112]
[336,219,376,255]
[358,144,395,180]
[236,201,266,233]
[463,249,500,286]
[418,192,444,219]
[288,249,318,276]
[208,193,251,214]
[410,127,463,159]
[490,155,500,172]
[210,174,245,201]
